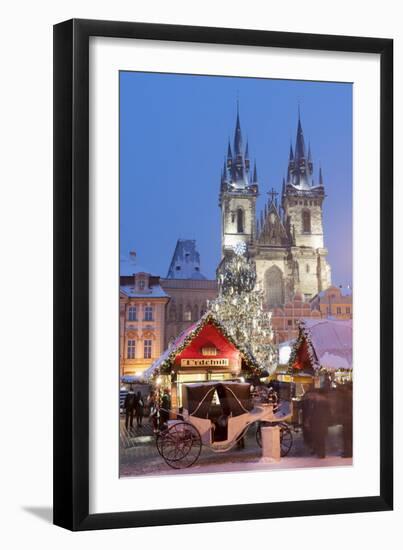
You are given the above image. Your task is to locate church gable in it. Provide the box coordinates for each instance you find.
[257,201,290,246]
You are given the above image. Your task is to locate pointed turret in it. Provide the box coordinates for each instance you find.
[245,140,250,172]
[319,165,324,187]
[253,161,258,184]
[289,143,294,162]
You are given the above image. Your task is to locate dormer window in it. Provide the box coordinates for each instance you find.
[139,280,145,290]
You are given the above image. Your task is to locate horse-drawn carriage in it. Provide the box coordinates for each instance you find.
[156,381,292,469]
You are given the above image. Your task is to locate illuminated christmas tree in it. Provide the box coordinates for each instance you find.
[209,242,277,375]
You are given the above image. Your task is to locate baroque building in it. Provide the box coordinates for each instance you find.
[310,285,353,320]
[120,254,170,376]
[219,107,332,309]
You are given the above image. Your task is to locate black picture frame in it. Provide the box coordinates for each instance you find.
[53,18,393,531]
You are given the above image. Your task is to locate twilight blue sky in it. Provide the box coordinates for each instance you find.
[120,71,352,287]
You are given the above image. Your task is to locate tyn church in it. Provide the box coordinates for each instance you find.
[219,108,332,308]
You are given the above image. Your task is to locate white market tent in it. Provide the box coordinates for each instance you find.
[293,318,352,371]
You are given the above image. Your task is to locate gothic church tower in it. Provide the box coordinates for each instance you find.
[219,105,258,257]
[219,108,332,308]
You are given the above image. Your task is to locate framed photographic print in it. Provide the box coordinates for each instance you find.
[53,19,393,530]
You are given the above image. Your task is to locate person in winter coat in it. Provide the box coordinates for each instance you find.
[124,386,138,430]
[147,392,159,432]
[159,389,171,429]
[310,390,331,458]
[135,391,144,427]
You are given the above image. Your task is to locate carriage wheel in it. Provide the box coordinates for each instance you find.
[256,422,293,457]
[158,422,202,469]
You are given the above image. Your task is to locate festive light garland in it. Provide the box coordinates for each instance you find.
[148,243,277,383]
[148,312,262,381]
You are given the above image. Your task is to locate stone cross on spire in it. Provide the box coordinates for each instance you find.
[267,187,279,204]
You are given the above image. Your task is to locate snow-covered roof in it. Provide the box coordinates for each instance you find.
[166,239,207,280]
[298,318,352,370]
[120,284,169,299]
[143,312,259,379]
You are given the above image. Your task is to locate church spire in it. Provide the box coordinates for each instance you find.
[234,101,243,156]
[295,110,306,161]
[285,109,315,189]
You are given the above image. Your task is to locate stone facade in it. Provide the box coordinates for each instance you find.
[160,278,218,347]
[161,240,218,347]
[219,109,332,309]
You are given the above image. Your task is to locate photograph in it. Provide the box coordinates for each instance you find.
[118,71,353,477]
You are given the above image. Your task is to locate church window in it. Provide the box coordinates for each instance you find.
[127,339,136,359]
[302,210,311,233]
[237,208,244,233]
[128,306,137,321]
[306,264,310,273]
[175,265,181,271]
[265,266,284,307]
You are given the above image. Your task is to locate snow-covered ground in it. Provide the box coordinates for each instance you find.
[120,424,352,477]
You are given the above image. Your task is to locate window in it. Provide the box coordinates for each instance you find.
[236,208,244,233]
[144,339,152,359]
[336,307,342,315]
[302,210,311,233]
[346,307,351,314]
[184,306,192,321]
[144,305,153,321]
[265,266,284,307]
[287,319,292,326]
[139,280,145,290]
[306,264,310,273]
[127,339,136,359]
[128,306,136,321]
[169,303,177,321]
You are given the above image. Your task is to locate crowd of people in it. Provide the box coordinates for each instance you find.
[123,386,171,432]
